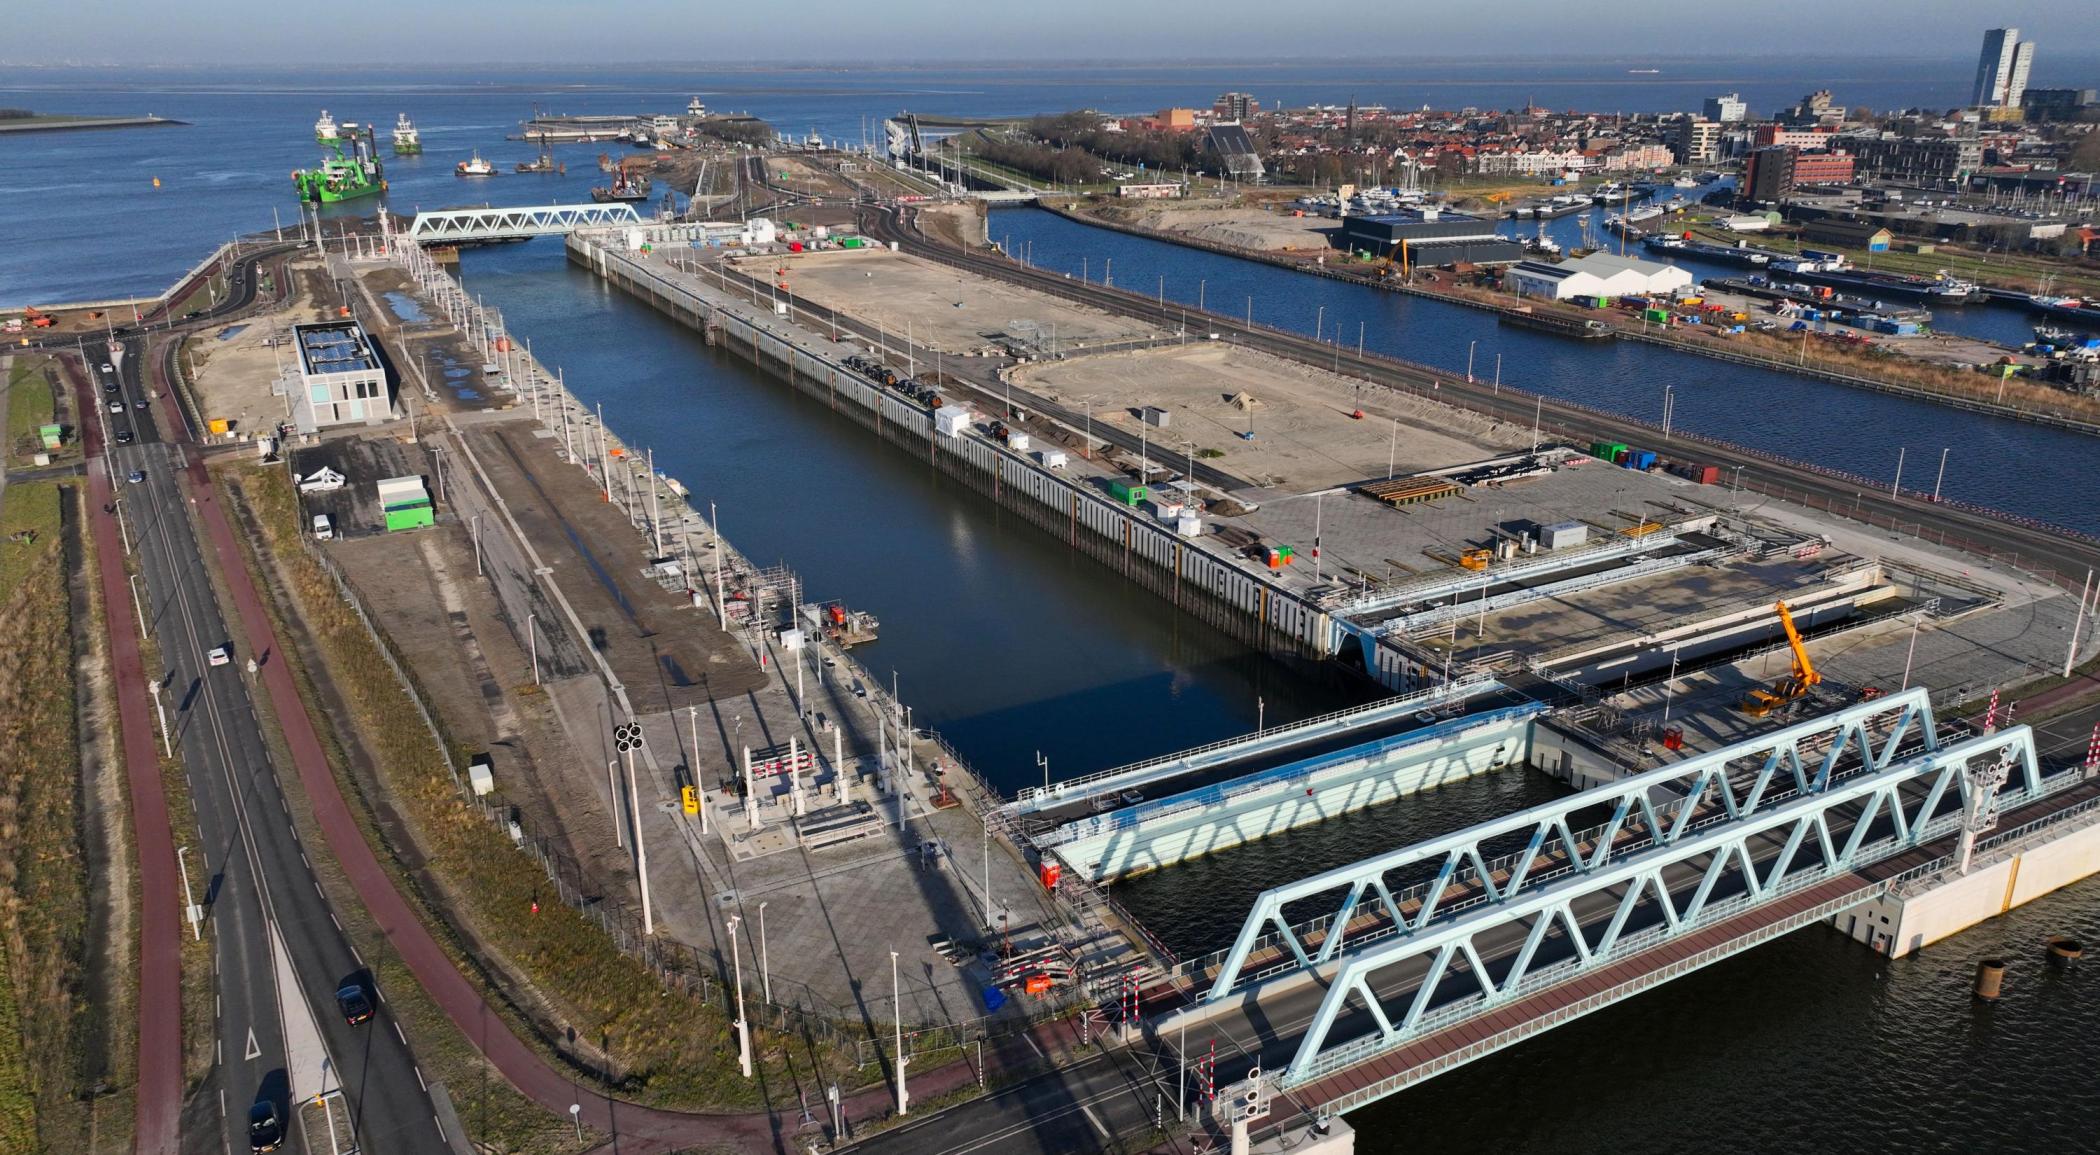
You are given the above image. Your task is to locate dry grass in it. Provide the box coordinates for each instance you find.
[0,481,91,1150]
[6,357,58,467]
[225,463,863,1117]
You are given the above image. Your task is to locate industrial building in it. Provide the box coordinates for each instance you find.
[1503,252,1694,301]
[1334,209,1521,266]
[292,320,392,430]
[1800,221,1893,252]
[2021,88,2098,122]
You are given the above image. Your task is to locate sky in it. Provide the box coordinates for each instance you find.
[6,2,2100,66]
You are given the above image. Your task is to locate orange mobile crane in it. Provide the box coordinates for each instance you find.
[1740,600,1821,717]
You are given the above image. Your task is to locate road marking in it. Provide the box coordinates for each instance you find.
[414,1065,427,1091]
[1079,1104,1111,1140]
[217,1088,225,1117]
[1023,1033,1045,1058]
[215,1038,221,1065]
[245,1028,262,1061]
[394,1022,408,1046]
[433,1114,447,1143]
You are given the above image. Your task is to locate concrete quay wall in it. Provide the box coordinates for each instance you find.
[567,231,1352,669]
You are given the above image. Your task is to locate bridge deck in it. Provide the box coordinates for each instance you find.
[1281,772,2100,1116]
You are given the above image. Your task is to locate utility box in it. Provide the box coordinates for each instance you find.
[1541,520,1588,550]
[1007,432,1032,452]
[1039,449,1068,469]
[467,754,495,797]
[934,407,973,437]
[779,627,805,651]
[1141,406,1171,429]
[1176,514,1203,537]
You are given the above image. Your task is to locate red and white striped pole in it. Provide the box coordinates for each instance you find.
[2084,724,2099,776]
[1983,688,2001,732]
[1202,1039,1216,1104]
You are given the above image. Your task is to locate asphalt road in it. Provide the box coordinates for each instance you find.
[859,208,2100,589]
[82,246,450,1154]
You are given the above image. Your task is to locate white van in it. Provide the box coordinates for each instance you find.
[311,514,333,541]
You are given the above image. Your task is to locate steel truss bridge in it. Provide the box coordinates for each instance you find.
[404,203,642,244]
[1184,688,2058,1112]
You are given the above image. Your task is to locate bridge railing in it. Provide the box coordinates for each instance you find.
[1008,677,1494,814]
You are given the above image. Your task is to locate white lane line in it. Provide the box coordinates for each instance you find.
[433,1115,447,1143]
[1079,1104,1112,1140]
[1023,1033,1045,1058]
[394,1021,408,1046]
[414,1065,427,1091]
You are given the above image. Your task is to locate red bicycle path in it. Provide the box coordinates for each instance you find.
[60,358,184,1155]
[145,339,1102,1152]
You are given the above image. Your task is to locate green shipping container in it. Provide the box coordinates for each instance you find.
[839,237,863,249]
[385,504,434,532]
[39,423,63,450]
[1605,443,1628,460]
[1645,308,1670,323]
[1108,481,1148,506]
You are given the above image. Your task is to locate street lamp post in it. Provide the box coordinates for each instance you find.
[891,950,909,1116]
[759,901,771,1004]
[1466,340,1476,383]
[728,914,752,1078]
[1932,447,1950,503]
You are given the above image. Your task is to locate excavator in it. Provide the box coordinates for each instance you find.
[1740,600,1821,718]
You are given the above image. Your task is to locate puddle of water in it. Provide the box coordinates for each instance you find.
[215,324,247,341]
[455,387,483,400]
[443,367,471,380]
[382,291,429,323]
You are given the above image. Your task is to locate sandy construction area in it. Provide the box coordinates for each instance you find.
[1012,342,1529,492]
[1093,203,1337,252]
[758,247,1162,354]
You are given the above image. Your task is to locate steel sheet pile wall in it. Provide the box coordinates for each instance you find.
[569,232,1343,663]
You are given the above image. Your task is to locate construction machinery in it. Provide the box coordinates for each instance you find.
[1740,600,1822,717]
[23,306,55,328]
[1456,548,1493,571]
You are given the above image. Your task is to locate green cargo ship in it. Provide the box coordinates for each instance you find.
[293,123,385,204]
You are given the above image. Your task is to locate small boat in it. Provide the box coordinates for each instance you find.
[314,110,338,142]
[391,113,421,155]
[455,152,496,177]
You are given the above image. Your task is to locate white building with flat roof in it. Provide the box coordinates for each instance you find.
[291,320,392,429]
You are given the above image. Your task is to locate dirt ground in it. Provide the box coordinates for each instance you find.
[186,276,333,440]
[755,247,1162,355]
[1087,200,1338,252]
[759,154,862,203]
[919,202,988,249]
[1012,342,1530,492]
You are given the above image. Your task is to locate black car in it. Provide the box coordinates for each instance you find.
[115,429,135,445]
[248,1100,283,1152]
[336,983,373,1026]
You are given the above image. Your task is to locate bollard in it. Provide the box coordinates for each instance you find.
[1974,958,2007,1001]
[2047,937,2084,968]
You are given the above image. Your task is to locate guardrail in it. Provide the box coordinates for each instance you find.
[1033,704,1535,852]
[1010,678,1495,813]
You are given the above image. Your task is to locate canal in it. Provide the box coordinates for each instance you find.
[456,239,1377,794]
[992,206,2100,536]
[461,236,2100,1155]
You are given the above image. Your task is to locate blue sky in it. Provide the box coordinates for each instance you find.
[7,2,2098,65]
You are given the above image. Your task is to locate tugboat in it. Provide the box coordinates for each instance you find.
[391,113,422,155]
[455,151,496,178]
[514,134,562,174]
[314,110,339,143]
[591,159,651,203]
[293,123,384,204]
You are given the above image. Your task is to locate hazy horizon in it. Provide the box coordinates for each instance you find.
[6,4,2100,69]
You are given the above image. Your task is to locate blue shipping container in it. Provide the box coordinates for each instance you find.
[1626,450,1657,470]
